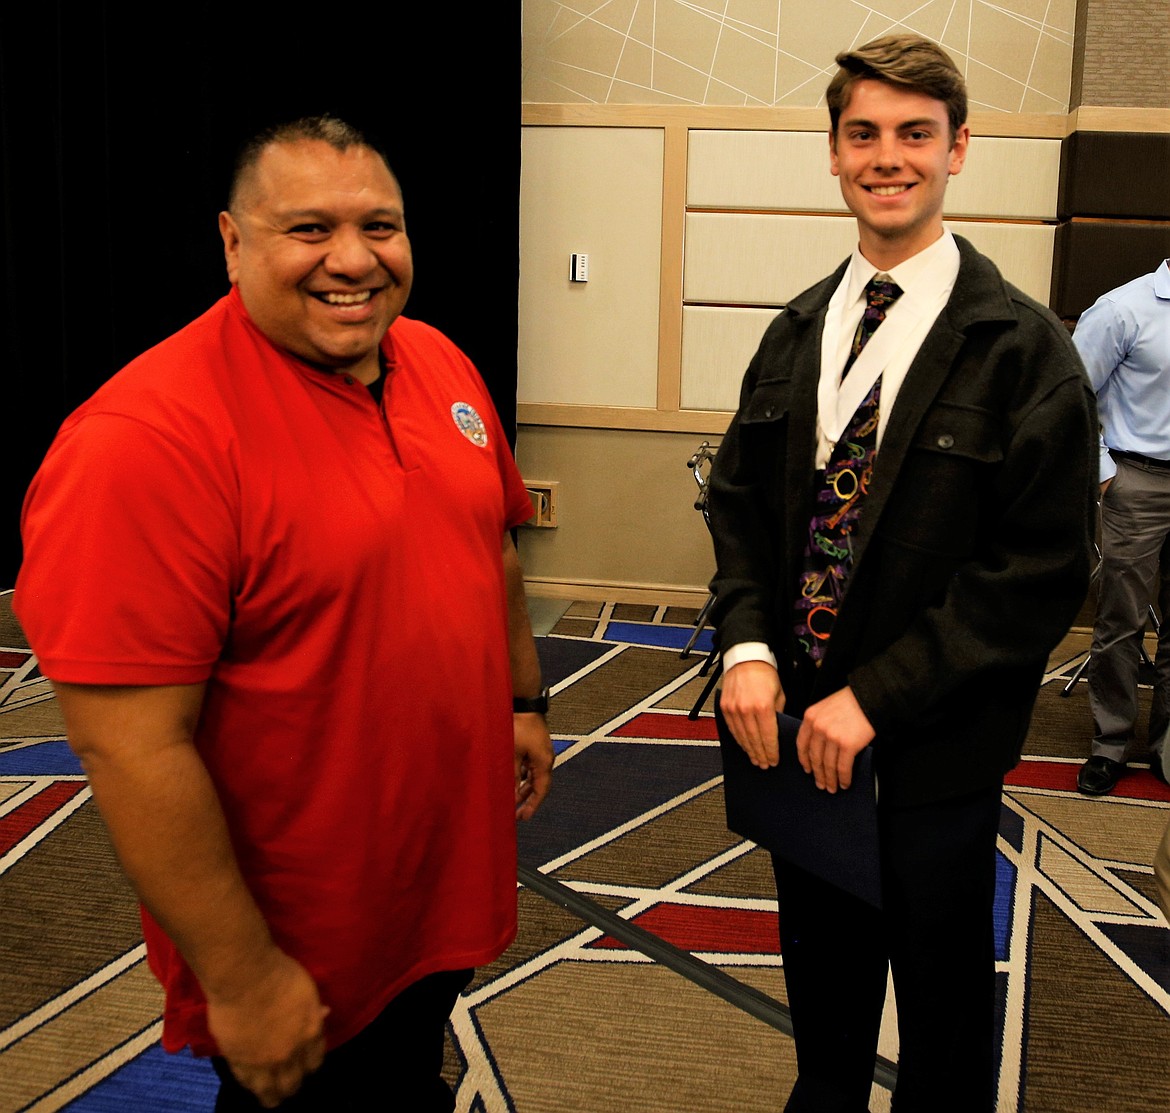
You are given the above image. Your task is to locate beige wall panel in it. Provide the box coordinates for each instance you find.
[687,131,1060,219]
[679,223,1055,416]
[943,221,1055,305]
[515,426,721,592]
[685,214,1055,308]
[681,221,1054,411]
[680,306,778,412]
[687,131,842,211]
[945,137,1061,219]
[519,128,664,407]
[683,213,858,305]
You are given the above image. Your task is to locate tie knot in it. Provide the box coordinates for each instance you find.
[865,275,903,310]
[842,273,904,378]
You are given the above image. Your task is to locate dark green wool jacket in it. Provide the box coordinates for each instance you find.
[708,236,1098,806]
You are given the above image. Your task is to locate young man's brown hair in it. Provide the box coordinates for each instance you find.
[826,34,968,142]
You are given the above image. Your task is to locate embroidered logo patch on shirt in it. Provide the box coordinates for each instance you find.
[451,402,488,447]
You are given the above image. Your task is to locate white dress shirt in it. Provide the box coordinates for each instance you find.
[723,231,963,673]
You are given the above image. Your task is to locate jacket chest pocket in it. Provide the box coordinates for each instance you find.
[737,378,793,498]
[879,401,1004,557]
[913,402,1003,465]
[740,378,791,427]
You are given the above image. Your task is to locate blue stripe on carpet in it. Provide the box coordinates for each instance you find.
[994,851,1016,962]
[65,1043,218,1111]
[602,622,715,653]
[0,739,82,775]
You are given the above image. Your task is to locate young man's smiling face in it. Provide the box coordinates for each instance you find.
[219,139,413,384]
[830,78,969,270]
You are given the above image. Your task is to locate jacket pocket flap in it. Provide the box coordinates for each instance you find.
[740,380,791,425]
[913,403,1002,463]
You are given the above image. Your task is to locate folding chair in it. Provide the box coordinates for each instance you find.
[680,442,723,718]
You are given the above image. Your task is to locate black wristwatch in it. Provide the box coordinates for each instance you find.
[513,686,550,714]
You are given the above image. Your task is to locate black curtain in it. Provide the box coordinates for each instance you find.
[1,8,519,587]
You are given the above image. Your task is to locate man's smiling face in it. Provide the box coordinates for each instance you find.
[219,139,413,383]
[829,78,968,268]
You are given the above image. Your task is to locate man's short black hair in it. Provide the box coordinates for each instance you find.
[228,115,398,212]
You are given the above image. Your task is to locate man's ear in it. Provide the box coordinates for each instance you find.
[948,124,971,177]
[828,128,840,177]
[218,211,241,284]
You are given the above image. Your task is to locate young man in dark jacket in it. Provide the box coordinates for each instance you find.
[709,34,1097,1113]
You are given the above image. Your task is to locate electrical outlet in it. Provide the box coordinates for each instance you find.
[523,481,559,528]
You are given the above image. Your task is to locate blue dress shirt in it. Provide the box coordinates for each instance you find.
[1073,259,1170,482]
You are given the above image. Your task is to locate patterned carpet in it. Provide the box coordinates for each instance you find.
[2,589,1169,1112]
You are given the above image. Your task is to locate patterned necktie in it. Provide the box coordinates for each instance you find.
[844,275,902,377]
[794,275,903,663]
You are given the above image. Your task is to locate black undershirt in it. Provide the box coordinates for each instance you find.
[366,371,386,406]
[366,352,389,405]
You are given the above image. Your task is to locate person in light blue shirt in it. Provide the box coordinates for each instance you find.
[1075,259,1170,796]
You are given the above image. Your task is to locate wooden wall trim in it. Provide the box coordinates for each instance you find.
[1068,106,1170,133]
[523,576,711,607]
[522,102,1170,137]
[657,125,687,412]
[522,104,827,130]
[522,103,1070,138]
[518,402,731,435]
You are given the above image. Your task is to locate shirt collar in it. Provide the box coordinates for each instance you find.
[1155,259,1170,300]
[843,230,961,307]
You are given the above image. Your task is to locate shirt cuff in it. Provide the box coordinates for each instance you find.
[721,641,779,672]
[1099,442,1116,483]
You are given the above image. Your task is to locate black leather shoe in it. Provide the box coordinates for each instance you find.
[1150,756,1169,787]
[1078,755,1125,795]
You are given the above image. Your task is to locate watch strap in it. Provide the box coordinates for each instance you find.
[513,686,550,714]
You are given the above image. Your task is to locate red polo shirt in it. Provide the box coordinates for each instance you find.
[16,289,533,1053]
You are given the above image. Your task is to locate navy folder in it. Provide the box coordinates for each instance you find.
[715,692,882,908]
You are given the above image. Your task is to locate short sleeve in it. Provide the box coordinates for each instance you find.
[492,423,533,532]
[16,411,237,685]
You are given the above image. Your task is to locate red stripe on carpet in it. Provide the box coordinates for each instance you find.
[610,712,718,740]
[591,903,778,953]
[1006,760,1170,801]
[0,651,29,667]
[0,782,86,854]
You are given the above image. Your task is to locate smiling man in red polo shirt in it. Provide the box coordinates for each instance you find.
[16,116,554,1111]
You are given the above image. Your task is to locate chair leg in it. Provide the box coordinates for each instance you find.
[680,592,715,659]
[1062,603,1161,697]
[1061,653,1090,696]
[688,656,723,720]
